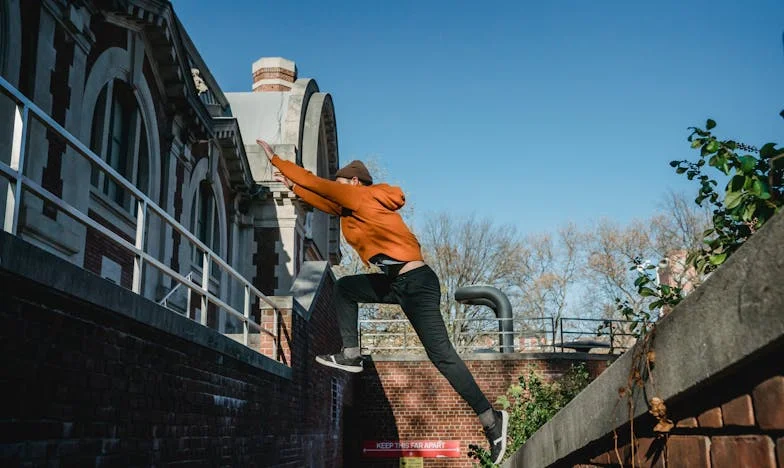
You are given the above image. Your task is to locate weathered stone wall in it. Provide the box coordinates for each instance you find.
[504,210,784,467]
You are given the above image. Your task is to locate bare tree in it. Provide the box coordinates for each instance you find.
[584,191,712,320]
[419,213,528,350]
[515,225,584,319]
[650,190,712,257]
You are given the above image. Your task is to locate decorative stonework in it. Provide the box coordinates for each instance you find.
[252,57,297,92]
[191,68,208,95]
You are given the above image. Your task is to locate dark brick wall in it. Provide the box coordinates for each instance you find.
[0,262,352,467]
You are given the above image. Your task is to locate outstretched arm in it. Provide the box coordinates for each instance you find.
[292,184,342,215]
[258,139,364,211]
[273,170,341,215]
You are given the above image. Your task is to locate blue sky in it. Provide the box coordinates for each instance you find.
[173,0,784,235]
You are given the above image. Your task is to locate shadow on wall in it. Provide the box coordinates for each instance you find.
[349,356,400,467]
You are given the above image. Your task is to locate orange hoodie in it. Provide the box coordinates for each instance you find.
[270,155,423,265]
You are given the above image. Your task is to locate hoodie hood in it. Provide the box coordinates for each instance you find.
[370,184,406,211]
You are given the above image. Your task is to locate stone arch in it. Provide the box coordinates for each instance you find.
[182,154,229,263]
[300,92,339,261]
[81,46,161,204]
[301,92,339,177]
[284,78,320,162]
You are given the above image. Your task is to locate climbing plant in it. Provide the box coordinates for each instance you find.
[671,119,783,274]
[611,120,783,334]
[608,119,784,467]
[467,363,591,467]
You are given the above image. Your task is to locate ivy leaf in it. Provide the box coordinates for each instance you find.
[639,287,656,297]
[740,156,757,174]
[709,253,727,265]
[724,190,743,209]
[634,276,647,287]
[743,202,757,221]
[706,119,716,130]
[760,143,777,158]
[729,175,745,192]
[753,179,771,199]
[706,140,719,153]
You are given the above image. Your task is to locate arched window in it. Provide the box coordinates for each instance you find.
[190,179,220,263]
[89,79,150,211]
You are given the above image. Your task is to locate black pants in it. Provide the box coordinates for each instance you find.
[334,265,492,415]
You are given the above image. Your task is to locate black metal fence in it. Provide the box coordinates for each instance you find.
[358,316,639,355]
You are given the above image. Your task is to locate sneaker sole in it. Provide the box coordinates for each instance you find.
[492,410,509,464]
[315,355,364,373]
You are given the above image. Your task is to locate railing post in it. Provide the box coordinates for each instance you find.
[609,321,615,354]
[243,285,250,346]
[186,283,192,320]
[4,105,28,235]
[201,251,210,326]
[272,308,279,361]
[132,200,147,294]
[560,318,564,353]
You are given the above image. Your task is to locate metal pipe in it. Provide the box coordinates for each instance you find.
[454,286,514,353]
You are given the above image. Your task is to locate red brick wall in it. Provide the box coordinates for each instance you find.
[252,67,296,92]
[571,359,783,467]
[353,356,611,467]
[83,210,135,288]
[0,259,352,467]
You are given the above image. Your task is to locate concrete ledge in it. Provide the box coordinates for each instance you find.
[505,210,784,467]
[0,231,292,380]
[290,260,334,320]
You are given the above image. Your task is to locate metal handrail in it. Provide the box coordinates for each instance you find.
[358,315,637,354]
[0,75,282,362]
[158,272,194,307]
[358,316,557,353]
[558,316,638,354]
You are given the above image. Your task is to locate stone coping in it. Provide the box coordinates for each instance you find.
[504,211,784,467]
[367,352,616,362]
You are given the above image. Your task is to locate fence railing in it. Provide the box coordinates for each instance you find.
[0,75,283,363]
[359,315,638,355]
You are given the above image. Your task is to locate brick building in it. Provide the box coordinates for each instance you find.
[0,0,340,332]
[0,0,351,465]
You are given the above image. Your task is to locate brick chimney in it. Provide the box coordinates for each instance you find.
[252,57,297,92]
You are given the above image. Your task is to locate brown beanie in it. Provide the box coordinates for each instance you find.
[335,160,373,185]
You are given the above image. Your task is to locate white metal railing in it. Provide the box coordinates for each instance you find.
[0,75,283,362]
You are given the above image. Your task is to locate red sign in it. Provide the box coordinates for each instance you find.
[362,440,461,458]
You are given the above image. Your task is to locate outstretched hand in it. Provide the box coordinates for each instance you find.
[274,171,294,190]
[256,139,274,161]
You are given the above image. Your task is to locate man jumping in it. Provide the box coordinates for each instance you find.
[257,139,509,464]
